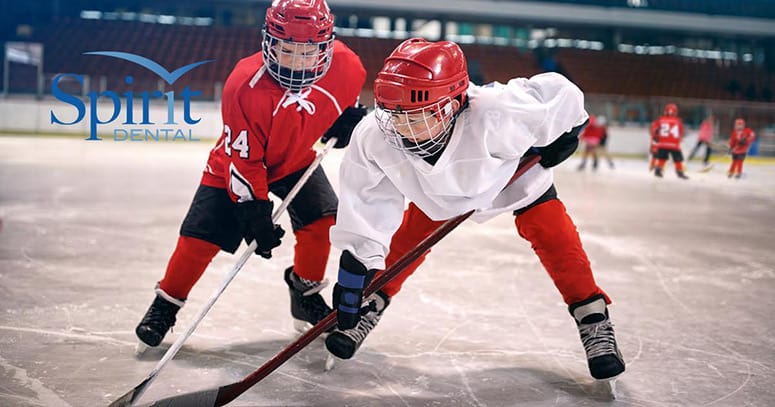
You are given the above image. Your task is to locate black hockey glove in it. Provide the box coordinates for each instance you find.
[235,199,285,259]
[321,104,368,149]
[333,250,376,330]
[535,118,588,168]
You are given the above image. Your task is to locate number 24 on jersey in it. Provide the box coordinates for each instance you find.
[223,125,250,158]
[659,123,680,139]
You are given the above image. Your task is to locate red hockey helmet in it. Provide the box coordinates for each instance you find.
[262,0,335,91]
[375,38,468,112]
[374,38,469,157]
[664,103,678,116]
[265,0,333,43]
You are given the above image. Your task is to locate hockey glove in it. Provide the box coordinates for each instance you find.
[321,104,368,149]
[333,250,376,330]
[535,118,588,168]
[235,199,285,259]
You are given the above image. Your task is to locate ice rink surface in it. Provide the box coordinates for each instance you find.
[1,136,774,406]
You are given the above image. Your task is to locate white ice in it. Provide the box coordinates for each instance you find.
[1,136,774,406]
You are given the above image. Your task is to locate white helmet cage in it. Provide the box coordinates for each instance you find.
[375,97,458,158]
[262,28,335,92]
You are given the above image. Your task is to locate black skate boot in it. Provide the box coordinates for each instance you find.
[325,290,390,360]
[677,171,689,180]
[135,286,185,348]
[569,294,625,380]
[654,167,663,178]
[284,267,333,333]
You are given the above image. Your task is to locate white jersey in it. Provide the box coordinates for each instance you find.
[331,73,588,270]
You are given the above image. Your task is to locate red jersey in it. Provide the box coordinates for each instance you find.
[729,127,755,155]
[580,123,606,146]
[650,115,684,151]
[201,40,366,202]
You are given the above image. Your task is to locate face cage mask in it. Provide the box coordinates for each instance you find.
[262,30,334,92]
[375,97,457,158]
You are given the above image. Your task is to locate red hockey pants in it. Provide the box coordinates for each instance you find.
[159,216,335,299]
[378,200,609,306]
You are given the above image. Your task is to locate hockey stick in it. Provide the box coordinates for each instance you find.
[135,153,541,407]
[108,137,339,407]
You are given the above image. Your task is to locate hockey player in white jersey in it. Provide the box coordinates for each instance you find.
[325,38,625,381]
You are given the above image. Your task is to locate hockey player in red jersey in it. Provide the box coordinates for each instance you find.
[577,114,606,171]
[650,103,689,179]
[727,118,756,179]
[134,0,367,349]
[325,38,625,382]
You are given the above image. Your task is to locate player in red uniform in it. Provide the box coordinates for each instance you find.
[727,118,756,179]
[577,115,606,171]
[133,0,367,348]
[650,103,688,179]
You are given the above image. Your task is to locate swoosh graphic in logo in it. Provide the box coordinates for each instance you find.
[84,51,215,85]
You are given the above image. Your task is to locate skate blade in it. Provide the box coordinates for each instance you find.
[134,341,150,356]
[293,319,330,340]
[293,319,311,334]
[324,353,339,371]
[596,377,619,400]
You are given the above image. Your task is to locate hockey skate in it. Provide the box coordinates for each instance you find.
[570,295,625,383]
[284,267,333,334]
[676,171,689,180]
[135,287,184,353]
[653,167,663,178]
[325,291,390,362]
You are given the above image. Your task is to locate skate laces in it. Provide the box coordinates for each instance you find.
[289,272,332,322]
[339,305,382,345]
[579,318,618,359]
[140,297,179,331]
[337,294,388,344]
[291,272,330,296]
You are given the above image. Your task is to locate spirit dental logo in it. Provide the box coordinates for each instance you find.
[50,52,215,141]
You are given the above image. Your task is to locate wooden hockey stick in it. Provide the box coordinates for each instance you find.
[133,153,541,407]
[108,137,339,407]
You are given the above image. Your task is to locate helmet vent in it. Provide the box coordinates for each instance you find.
[410,90,429,103]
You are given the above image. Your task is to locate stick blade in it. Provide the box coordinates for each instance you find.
[107,389,138,407]
[134,387,220,407]
[108,377,153,407]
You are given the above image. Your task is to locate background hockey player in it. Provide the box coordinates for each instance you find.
[576,114,607,171]
[688,114,716,171]
[650,103,689,179]
[727,118,756,179]
[325,38,625,382]
[134,0,366,349]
